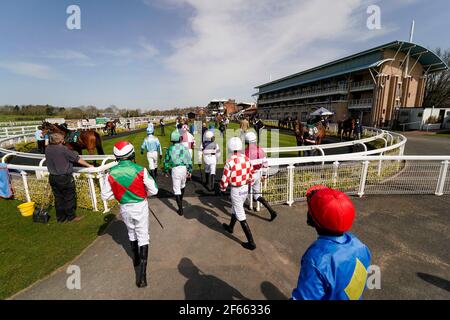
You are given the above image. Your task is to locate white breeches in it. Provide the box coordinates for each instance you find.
[146,151,158,170]
[172,166,187,195]
[251,170,262,201]
[203,154,217,174]
[231,185,248,221]
[120,200,149,247]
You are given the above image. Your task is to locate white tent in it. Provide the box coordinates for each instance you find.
[310,107,334,116]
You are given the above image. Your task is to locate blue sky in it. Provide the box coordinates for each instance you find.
[0,0,449,109]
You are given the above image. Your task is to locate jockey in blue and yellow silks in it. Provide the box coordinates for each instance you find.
[291,185,371,300]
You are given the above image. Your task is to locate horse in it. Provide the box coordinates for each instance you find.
[41,122,104,157]
[104,119,119,136]
[294,120,326,156]
[340,117,356,141]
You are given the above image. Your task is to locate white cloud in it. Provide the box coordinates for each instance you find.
[160,0,399,105]
[0,62,58,80]
[41,50,96,67]
[93,39,159,65]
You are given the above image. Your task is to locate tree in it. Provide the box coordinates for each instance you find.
[423,48,450,108]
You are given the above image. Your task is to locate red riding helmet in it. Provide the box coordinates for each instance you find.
[306,185,355,233]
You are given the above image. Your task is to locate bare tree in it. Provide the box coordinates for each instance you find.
[423,48,450,108]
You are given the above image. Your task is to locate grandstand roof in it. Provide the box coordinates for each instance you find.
[254,40,449,96]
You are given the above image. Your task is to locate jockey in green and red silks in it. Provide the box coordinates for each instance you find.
[101,141,158,288]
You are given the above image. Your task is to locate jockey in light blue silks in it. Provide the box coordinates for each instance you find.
[141,124,162,179]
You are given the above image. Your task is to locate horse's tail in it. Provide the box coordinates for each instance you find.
[94,131,105,155]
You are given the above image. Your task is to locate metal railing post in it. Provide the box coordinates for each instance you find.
[97,172,109,213]
[87,174,98,211]
[332,161,339,187]
[378,137,387,176]
[358,161,370,197]
[435,160,449,196]
[287,165,294,206]
[20,171,31,202]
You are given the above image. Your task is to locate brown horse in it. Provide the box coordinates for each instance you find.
[42,122,104,156]
[340,117,356,141]
[104,119,119,136]
[294,120,326,156]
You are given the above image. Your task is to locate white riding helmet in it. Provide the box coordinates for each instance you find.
[113,141,135,160]
[203,130,214,142]
[245,131,257,144]
[227,137,243,152]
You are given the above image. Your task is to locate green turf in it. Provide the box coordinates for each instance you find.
[422,133,450,139]
[0,115,46,122]
[98,122,298,169]
[0,200,114,299]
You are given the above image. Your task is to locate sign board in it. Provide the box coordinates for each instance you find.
[95,117,109,124]
[45,118,65,124]
[82,119,97,126]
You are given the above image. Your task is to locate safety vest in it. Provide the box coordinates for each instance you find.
[108,161,147,204]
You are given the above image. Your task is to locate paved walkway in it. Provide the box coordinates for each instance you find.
[11,133,450,300]
[13,193,450,300]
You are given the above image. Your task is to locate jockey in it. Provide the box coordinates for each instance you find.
[180,124,195,159]
[220,137,256,250]
[198,130,221,191]
[164,130,193,216]
[101,141,158,288]
[244,131,277,221]
[141,125,162,179]
[291,185,371,300]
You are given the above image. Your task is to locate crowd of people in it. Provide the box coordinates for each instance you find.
[40,116,371,299]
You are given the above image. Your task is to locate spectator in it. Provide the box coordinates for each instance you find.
[354,119,363,140]
[159,118,165,136]
[35,126,45,154]
[45,133,93,223]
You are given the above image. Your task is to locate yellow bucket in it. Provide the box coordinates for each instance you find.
[17,202,35,217]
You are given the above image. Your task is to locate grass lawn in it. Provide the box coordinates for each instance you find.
[0,199,114,299]
[422,133,450,139]
[0,115,46,122]
[98,122,298,169]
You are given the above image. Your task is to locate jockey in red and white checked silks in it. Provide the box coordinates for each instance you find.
[220,151,254,221]
[220,137,257,250]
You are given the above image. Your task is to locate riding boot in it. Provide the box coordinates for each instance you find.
[131,240,140,267]
[181,187,185,202]
[222,214,237,234]
[149,170,156,180]
[137,245,148,288]
[175,195,183,216]
[154,168,158,177]
[209,174,215,192]
[240,220,256,250]
[257,197,278,221]
[204,173,210,188]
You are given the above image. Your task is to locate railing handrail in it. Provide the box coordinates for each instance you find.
[266,155,450,166]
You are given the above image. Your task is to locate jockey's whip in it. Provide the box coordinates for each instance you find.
[149,205,164,229]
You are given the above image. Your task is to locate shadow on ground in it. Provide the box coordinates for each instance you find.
[417,273,450,292]
[178,257,249,300]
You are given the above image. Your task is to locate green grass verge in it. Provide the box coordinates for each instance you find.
[422,133,450,139]
[0,199,114,299]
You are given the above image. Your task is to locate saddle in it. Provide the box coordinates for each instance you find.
[65,131,81,144]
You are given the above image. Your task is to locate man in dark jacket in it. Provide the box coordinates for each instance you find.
[45,133,93,223]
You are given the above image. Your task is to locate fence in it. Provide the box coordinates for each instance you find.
[258,155,450,207]
[1,126,448,213]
